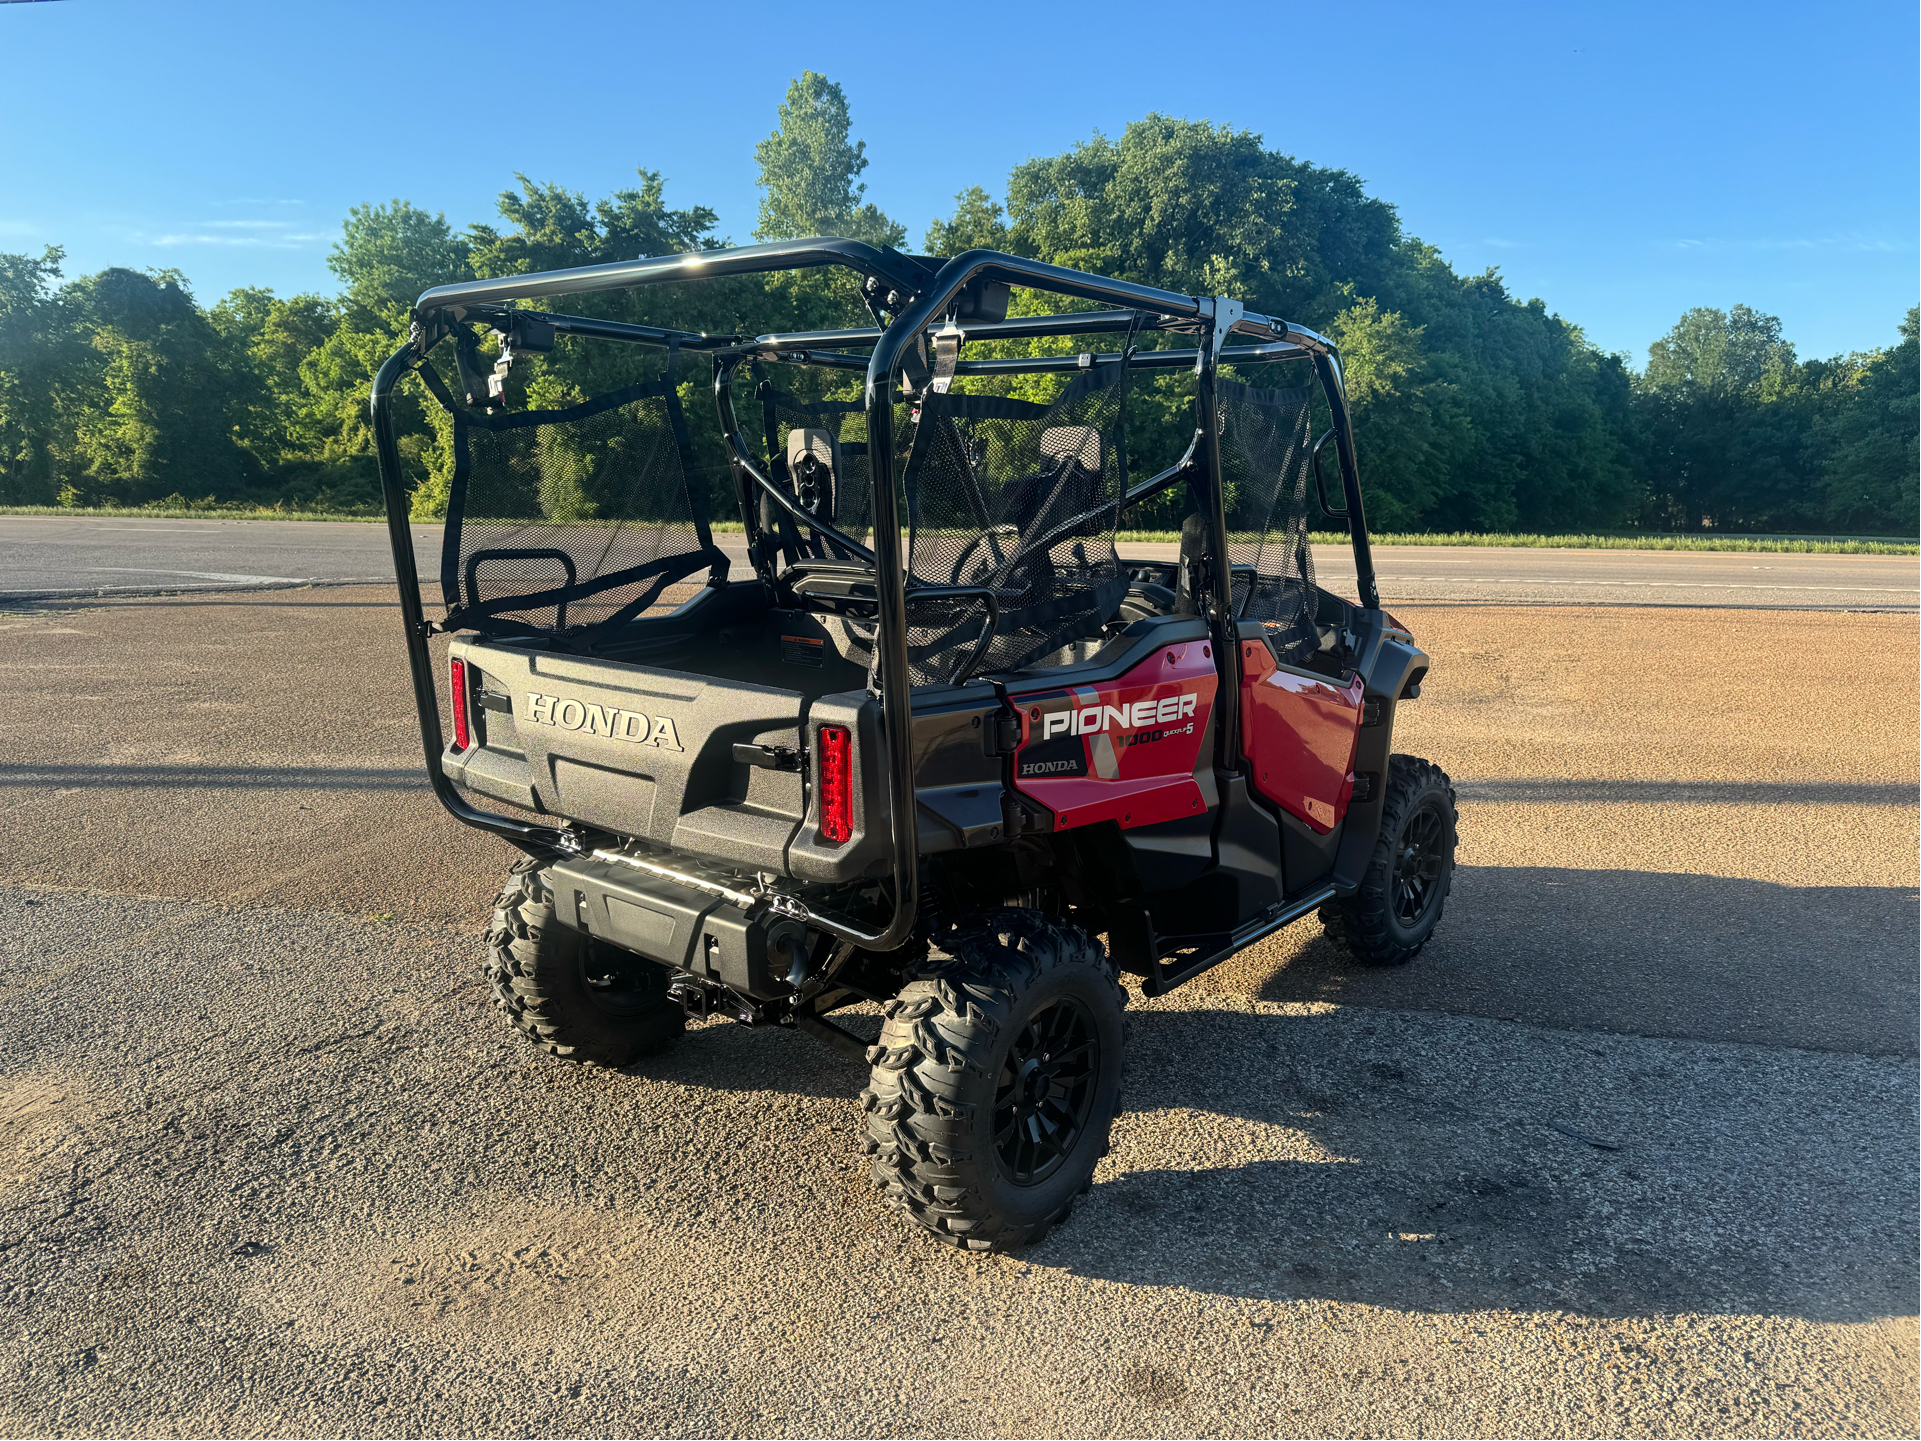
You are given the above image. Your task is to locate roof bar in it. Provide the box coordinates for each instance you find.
[412,236,930,319]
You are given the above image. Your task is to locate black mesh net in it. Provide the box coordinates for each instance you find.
[429,368,724,636]
[893,365,1128,683]
[1216,378,1318,665]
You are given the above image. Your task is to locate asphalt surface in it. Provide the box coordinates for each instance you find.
[0,567,1915,1435]
[3,514,1916,611]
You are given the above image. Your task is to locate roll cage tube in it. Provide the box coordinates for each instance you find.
[1312,351,1380,611]
[412,236,931,321]
[371,340,572,857]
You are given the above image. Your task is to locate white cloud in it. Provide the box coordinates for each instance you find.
[146,229,326,248]
[1666,233,1908,254]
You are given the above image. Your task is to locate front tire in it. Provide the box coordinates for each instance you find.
[485,857,684,1065]
[1322,754,1458,966]
[861,910,1126,1252]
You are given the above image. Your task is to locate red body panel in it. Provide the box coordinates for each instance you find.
[1239,640,1364,833]
[1010,642,1218,830]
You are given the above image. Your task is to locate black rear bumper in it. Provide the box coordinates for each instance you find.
[547,855,806,1000]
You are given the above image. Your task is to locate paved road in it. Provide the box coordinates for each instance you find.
[2,514,1915,609]
[0,585,1914,1436]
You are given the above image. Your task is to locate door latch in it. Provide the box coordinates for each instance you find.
[732,742,802,772]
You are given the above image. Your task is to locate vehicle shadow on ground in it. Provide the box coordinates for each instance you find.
[1043,1001,1919,1324]
[632,989,1917,1325]
[1236,864,1920,1056]
[627,862,1919,1324]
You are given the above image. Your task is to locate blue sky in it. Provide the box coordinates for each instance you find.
[2,0,1913,364]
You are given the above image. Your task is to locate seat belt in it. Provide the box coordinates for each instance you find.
[930,318,963,395]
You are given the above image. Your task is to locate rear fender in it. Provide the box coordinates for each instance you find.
[1330,622,1430,892]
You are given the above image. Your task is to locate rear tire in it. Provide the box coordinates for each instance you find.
[1322,754,1458,966]
[485,857,684,1064]
[860,910,1126,1252]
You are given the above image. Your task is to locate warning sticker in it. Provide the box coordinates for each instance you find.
[780,634,825,667]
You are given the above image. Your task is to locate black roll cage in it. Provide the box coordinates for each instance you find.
[372,237,1380,952]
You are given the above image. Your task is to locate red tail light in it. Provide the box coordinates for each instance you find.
[818,725,852,843]
[449,657,470,750]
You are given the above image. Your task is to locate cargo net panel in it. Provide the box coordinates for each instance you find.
[1217,379,1317,665]
[439,379,721,635]
[895,366,1128,684]
[758,383,874,559]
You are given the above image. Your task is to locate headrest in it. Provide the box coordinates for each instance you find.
[786,427,840,475]
[1041,426,1101,472]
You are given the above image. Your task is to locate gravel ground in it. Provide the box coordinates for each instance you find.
[0,584,1914,1437]
[3,888,1913,1438]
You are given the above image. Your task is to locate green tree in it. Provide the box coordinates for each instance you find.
[1818,307,1918,534]
[60,267,253,504]
[1635,304,1840,532]
[0,246,80,504]
[753,72,904,248]
[925,187,1011,256]
[327,200,471,318]
[1644,304,1797,396]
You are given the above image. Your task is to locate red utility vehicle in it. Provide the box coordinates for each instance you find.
[373,239,1459,1251]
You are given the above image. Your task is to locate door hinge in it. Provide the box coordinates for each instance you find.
[1001,792,1046,836]
[982,710,1023,757]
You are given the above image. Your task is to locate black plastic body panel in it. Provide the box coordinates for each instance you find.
[445,637,808,873]
[1331,622,1430,892]
[1277,803,1343,895]
[1210,773,1287,925]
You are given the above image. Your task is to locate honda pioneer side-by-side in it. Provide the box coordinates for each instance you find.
[373,239,1458,1251]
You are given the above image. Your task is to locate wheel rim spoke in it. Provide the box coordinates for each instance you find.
[994,992,1102,1186]
[1390,798,1449,924]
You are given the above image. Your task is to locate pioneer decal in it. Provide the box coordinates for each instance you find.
[1040,691,1199,739]
[1010,642,1219,830]
[523,692,684,751]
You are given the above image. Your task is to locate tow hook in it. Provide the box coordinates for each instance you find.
[668,975,770,1027]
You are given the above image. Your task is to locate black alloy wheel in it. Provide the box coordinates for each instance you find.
[1318,753,1458,968]
[862,909,1127,1251]
[994,996,1100,1186]
[1392,800,1449,926]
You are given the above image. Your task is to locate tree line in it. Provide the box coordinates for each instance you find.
[0,72,1912,535]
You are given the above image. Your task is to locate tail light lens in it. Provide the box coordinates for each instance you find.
[817,725,852,843]
[449,657,470,750]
